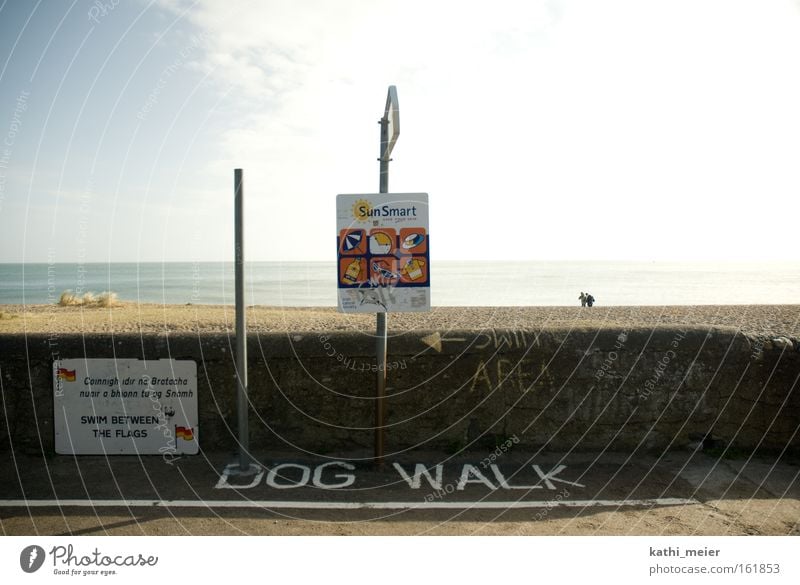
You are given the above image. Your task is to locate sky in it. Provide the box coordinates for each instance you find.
[1,0,799,263]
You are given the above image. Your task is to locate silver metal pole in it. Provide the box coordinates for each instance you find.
[375,117,389,466]
[234,168,249,471]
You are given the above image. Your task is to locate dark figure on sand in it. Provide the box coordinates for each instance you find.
[586,293,595,307]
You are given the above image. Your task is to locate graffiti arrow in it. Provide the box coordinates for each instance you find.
[420,332,467,353]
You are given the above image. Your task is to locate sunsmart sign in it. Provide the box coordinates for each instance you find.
[336,193,429,313]
[53,359,198,455]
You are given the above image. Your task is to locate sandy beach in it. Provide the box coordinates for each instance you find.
[0,303,797,338]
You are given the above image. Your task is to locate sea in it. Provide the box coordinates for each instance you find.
[0,261,798,307]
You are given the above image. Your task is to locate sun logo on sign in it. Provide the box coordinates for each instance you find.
[352,199,372,222]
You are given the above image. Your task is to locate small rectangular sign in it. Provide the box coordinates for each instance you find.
[53,359,198,455]
[336,193,430,313]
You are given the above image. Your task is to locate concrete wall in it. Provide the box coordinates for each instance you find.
[1,327,798,456]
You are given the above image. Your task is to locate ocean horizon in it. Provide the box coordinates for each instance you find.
[0,261,798,307]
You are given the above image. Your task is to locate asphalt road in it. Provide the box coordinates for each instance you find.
[1,450,798,535]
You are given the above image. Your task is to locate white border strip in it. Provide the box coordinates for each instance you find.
[0,498,697,510]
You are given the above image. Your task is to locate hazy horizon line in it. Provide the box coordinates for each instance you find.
[1,259,798,266]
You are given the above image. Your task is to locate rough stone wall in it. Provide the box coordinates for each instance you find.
[1,327,797,455]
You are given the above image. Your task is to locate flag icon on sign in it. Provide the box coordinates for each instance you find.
[56,368,76,382]
[175,426,194,441]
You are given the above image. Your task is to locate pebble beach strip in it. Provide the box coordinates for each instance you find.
[1,304,797,341]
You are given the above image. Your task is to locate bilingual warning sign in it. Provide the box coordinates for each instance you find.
[53,359,198,455]
[336,193,430,313]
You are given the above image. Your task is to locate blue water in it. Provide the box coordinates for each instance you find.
[0,261,798,306]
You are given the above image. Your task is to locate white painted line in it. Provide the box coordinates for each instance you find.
[0,498,698,510]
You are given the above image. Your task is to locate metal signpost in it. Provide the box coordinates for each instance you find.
[234,168,250,472]
[335,86,430,466]
[375,87,396,466]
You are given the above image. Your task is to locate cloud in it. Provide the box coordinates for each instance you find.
[150,0,800,261]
